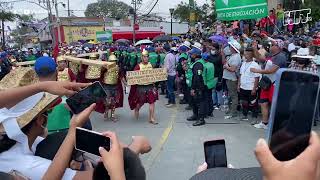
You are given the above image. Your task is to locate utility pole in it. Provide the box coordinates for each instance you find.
[67,0,70,17]
[45,0,56,48]
[1,18,5,50]
[131,0,142,44]
[169,8,174,36]
[54,0,61,46]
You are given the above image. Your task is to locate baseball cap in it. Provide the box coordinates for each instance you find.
[34,56,57,77]
[190,48,202,56]
[179,45,189,52]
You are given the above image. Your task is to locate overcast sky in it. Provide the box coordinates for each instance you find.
[10,0,209,19]
[4,0,208,30]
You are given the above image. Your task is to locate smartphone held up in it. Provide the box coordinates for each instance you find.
[267,69,320,161]
[204,139,227,169]
[75,127,110,157]
[66,81,107,114]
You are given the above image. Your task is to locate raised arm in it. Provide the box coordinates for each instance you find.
[0,81,90,109]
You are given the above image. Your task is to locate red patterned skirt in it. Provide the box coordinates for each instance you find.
[128,84,158,110]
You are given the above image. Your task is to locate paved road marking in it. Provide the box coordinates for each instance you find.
[145,105,178,171]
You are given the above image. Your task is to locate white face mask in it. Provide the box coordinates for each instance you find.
[211,50,216,55]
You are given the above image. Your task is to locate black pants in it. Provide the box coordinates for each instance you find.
[205,88,213,116]
[239,88,258,118]
[181,78,188,102]
[191,90,206,118]
[186,87,192,107]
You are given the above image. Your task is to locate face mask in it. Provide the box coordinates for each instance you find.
[211,50,216,55]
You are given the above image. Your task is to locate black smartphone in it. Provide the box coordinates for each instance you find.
[268,69,320,161]
[204,139,227,169]
[66,81,107,114]
[75,127,110,156]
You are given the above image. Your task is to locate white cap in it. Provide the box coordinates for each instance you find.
[182,41,191,49]
[192,42,202,51]
[228,40,241,54]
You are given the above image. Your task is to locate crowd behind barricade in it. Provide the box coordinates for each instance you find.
[0,16,320,179]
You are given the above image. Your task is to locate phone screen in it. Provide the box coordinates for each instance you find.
[269,71,319,161]
[76,128,110,156]
[204,140,227,169]
[66,82,107,114]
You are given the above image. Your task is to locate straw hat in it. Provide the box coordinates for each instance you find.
[292,48,314,59]
[0,92,58,134]
[0,67,58,134]
[108,54,118,61]
[0,67,39,91]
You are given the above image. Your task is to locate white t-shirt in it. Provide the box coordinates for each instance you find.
[0,137,76,180]
[264,60,276,82]
[240,61,261,90]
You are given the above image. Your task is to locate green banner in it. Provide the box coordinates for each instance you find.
[216,0,268,21]
[96,30,113,43]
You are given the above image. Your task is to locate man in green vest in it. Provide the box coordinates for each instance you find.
[148,47,158,68]
[177,45,190,105]
[201,52,217,117]
[186,46,207,126]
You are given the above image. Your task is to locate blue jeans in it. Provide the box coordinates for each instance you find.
[167,75,176,104]
[239,20,244,34]
[277,19,283,31]
[212,89,223,106]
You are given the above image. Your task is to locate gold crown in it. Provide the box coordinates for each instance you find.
[142,50,149,56]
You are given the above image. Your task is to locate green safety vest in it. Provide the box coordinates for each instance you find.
[159,53,166,65]
[186,59,217,89]
[149,52,158,67]
[179,53,188,60]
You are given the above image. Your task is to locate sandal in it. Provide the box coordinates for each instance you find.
[103,112,109,121]
[149,120,158,125]
[111,111,118,122]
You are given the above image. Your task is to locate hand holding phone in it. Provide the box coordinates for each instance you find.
[66,82,107,114]
[268,69,320,161]
[204,139,227,169]
[75,127,110,156]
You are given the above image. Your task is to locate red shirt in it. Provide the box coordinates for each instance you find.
[260,18,267,28]
[268,15,276,25]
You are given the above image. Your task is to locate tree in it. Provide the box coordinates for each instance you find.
[84,0,132,19]
[0,3,16,49]
[10,14,35,48]
[173,1,216,24]
[302,0,320,24]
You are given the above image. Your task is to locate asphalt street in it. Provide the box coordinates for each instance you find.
[90,93,318,180]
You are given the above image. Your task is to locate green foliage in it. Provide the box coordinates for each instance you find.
[10,15,35,48]
[173,1,216,23]
[302,0,320,24]
[0,11,16,22]
[84,0,132,19]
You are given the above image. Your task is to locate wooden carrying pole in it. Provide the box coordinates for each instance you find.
[63,56,116,69]
[76,51,109,58]
[15,61,36,66]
